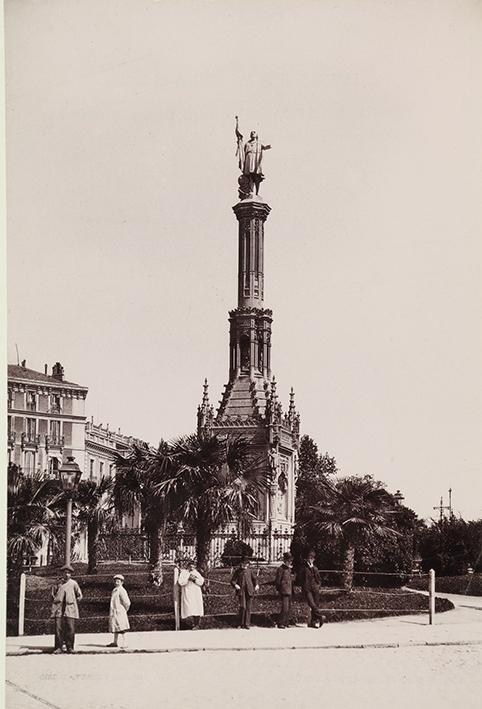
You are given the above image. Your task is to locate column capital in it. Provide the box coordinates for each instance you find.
[232,199,271,222]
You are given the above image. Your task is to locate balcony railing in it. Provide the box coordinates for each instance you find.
[8,431,16,446]
[21,432,40,449]
[49,404,62,414]
[45,434,65,449]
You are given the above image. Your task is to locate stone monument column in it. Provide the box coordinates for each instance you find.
[229,199,272,380]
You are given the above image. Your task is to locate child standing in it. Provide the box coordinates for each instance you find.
[107,574,131,649]
[230,557,259,629]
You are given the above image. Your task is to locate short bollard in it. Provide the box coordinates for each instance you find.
[429,568,435,625]
[18,572,26,637]
[173,565,180,630]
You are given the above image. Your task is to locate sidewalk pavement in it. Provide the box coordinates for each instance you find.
[404,588,482,611]
[6,598,481,656]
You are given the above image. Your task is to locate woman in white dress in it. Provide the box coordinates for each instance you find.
[177,560,204,630]
[107,574,131,649]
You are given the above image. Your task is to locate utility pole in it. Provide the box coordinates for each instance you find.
[433,493,451,522]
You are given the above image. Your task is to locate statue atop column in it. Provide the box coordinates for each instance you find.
[235,116,271,200]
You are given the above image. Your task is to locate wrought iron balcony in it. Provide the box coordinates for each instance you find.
[45,434,65,450]
[21,432,40,449]
[49,404,62,414]
[8,431,16,446]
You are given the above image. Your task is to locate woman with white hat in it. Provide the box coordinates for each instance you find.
[177,559,204,629]
[107,574,131,649]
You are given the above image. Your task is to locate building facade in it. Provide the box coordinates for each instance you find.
[7,361,147,563]
[85,419,144,529]
[7,362,88,478]
[197,190,300,558]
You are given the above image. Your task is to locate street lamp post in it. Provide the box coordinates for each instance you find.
[59,456,82,567]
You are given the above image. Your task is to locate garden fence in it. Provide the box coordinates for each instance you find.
[15,567,438,637]
[97,527,293,566]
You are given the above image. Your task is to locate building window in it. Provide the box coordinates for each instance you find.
[109,463,114,478]
[49,458,59,478]
[26,418,36,440]
[50,420,61,443]
[24,451,35,476]
[99,462,104,478]
[26,392,37,411]
[8,389,14,410]
[90,459,95,479]
[50,394,62,414]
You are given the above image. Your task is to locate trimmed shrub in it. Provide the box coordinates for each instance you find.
[220,539,253,567]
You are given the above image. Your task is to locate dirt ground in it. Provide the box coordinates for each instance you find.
[6,644,481,709]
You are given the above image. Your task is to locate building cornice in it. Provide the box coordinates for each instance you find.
[7,408,87,422]
[8,379,88,397]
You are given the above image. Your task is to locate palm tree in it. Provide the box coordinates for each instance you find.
[7,463,62,569]
[158,432,267,572]
[113,442,172,585]
[305,475,399,591]
[75,476,114,574]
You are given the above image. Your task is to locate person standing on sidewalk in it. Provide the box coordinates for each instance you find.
[301,550,325,628]
[275,552,294,628]
[107,574,131,650]
[230,557,259,629]
[177,560,204,630]
[50,565,82,654]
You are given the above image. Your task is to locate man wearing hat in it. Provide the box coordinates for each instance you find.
[230,557,259,629]
[50,565,82,653]
[275,552,294,628]
[300,550,325,628]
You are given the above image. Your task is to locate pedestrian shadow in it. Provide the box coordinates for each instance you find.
[17,645,53,653]
[81,643,113,648]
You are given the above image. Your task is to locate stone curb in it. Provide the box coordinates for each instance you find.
[7,639,482,657]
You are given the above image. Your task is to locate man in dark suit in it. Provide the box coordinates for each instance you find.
[230,557,259,629]
[301,550,325,628]
[275,552,294,628]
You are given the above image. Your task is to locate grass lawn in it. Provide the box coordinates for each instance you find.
[7,562,454,636]
[409,573,482,596]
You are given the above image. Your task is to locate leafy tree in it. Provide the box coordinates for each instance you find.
[300,475,399,590]
[417,517,471,576]
[292,436,338,579]
[355,498,424,585]
[7,464,62,569]
[297,434,337,501]
[158,432,267,572]
[75,476,114,574]
[465,520,482,572]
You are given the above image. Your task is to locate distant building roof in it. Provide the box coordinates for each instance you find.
[8,364,88,391]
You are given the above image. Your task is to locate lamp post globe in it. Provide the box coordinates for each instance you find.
[59,456,82,566]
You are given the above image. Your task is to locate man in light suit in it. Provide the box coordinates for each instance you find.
[51,564,82,653]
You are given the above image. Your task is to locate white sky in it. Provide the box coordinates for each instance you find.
[6,0,482,520]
